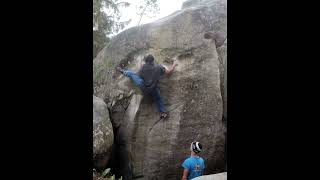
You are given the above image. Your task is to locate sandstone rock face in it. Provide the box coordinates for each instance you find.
[93,0,227,179]
[93,95,114,170]
[192,172,227,180]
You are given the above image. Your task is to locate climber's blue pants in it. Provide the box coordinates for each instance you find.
[149,87,167,113]
[124,70,166,113]
[123,70,144,88]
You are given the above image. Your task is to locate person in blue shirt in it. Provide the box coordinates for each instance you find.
[181,141,205,180]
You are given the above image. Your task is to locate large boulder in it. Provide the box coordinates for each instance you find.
[93,0,226,179]
[93,95,114,170]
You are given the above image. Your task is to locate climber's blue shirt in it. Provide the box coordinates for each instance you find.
[182,156,205,180]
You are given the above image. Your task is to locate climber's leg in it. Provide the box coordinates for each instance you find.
[150,87,167,114]
[123,70,144,88]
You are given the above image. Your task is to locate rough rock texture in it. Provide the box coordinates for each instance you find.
[93,95,114,170]
[192,172,227,180]
[217,38,227,120]
[93,0,226,179]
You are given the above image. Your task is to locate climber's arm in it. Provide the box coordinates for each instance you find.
[165,62,178,75]
[137,63,145,76]
[141,62,145,68]
[181,169,188,180]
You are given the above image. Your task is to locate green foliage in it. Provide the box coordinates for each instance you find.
[93,0,159,58]
[136,0,160,26]
[101,168,111,177]
[94,167,123,180]
[93,0,131,58]
[93,30,109,58]
[93,63,106,93]
[93,0,130,35]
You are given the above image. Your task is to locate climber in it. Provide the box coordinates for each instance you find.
[181,141,205,180]
[116,54,178,119]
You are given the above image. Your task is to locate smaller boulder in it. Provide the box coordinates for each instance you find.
[193,172,227,180]
[93,95,114,170]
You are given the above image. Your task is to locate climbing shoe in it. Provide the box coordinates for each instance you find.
[160,112,169,119]
[116,67,125,74]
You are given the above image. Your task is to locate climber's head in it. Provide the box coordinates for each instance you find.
[144,54,155,64]
[190,141,202,154]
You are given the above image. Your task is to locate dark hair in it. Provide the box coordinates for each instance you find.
[144,54,154,64]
